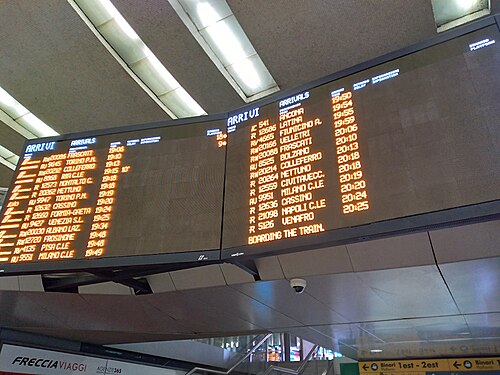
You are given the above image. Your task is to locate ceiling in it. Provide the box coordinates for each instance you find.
[0,220,499,360]
[0,0,499,363]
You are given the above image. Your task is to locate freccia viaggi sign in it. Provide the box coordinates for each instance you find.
[0,344,182,375]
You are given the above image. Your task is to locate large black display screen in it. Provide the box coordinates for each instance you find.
[222,25,500,253]
[0,119,226,270]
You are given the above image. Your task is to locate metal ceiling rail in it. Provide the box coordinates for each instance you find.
[262,345,319,375]
[185,333,272,375]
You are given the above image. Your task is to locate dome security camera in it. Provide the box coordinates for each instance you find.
[290,278,307,294]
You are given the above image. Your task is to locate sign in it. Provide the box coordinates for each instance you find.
[0,344,181,375]
[359,359,449,374]
[450,357,500,372]
[0,118,226,274]
[0,344,105,375]
[358,357,500,374]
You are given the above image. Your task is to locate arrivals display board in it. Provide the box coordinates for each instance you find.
[221,24,500,256]
[0,118,226,273]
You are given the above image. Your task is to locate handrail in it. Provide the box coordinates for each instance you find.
[185,333,272,375]
[321,359,334,375]
[262,344,319,375]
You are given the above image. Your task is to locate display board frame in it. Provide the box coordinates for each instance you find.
[0,114,228,276]
[220,14,500,261]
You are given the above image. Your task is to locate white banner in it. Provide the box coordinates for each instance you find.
[0,344,106,375]
[0,344,182,375]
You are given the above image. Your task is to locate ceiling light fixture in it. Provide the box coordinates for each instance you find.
[370,349,383,353]
[68,0,206,118]
[168,0,279,102]
[0,145,20,171]
[431,0,490,32]
[0,86,58,139]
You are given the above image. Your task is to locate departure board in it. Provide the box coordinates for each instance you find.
[222,25,500,253]
[0,119,226,270]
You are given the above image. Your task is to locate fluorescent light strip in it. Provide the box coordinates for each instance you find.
[0,187,8,209]
[168,0,280,102]
[431,0,490,32]
[0,87,57,172]
[69,0,206,118]
[0,145,19,171]
[0,86,58,139]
